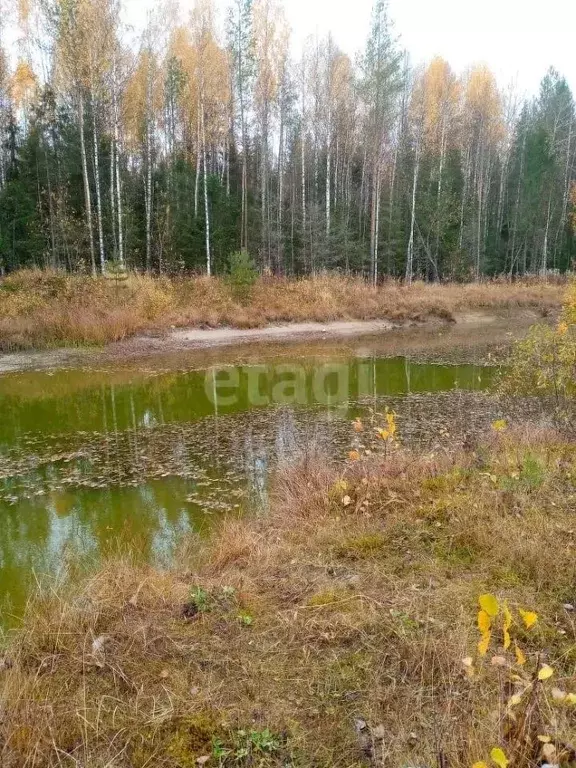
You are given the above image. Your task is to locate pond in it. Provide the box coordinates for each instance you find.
[0,338,499,624]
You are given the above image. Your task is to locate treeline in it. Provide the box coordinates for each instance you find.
[0,0,575,281]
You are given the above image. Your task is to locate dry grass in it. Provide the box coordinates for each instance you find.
[0,270,568,351]
[1,427,576,766]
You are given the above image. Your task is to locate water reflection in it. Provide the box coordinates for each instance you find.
[0,355,495,622]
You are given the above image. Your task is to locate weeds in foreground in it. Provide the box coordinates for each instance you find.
[467,595,576,768]
[1,426,575,766]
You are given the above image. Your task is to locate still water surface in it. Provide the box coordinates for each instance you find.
[0,346,496,622]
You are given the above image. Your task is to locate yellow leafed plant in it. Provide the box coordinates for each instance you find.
[502,282,576,415]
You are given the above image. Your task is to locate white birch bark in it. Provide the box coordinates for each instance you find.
[91,89,106,273]
[201,90,211,275]
[79,95,96,276]
[406,143,420,285]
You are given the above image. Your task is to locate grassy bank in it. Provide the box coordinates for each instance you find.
[0,270,567,351]
[1,425,576,767]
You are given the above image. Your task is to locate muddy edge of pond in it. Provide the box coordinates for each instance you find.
[0,308,548,374]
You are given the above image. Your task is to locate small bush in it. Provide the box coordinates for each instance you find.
[502,282,576,428]
[226,250,259,303]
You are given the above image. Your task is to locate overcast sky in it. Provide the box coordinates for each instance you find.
[124,0,576,98]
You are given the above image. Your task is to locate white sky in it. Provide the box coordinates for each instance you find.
[128,0,576,98]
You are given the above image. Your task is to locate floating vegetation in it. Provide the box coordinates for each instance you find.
[0,353,549,621]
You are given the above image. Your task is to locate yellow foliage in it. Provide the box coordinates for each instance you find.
[123,49,163,151]
[514,643,526,666]
[11,60,37,108]
[478,610,492,634]
[415,56,460,150]
[478,630,491,656]
[538,664,554,681]
[479,594,499,618]
[464,65,504,145]
[252,0,289,113]
[519,609,538,629]
[490,747,509,768]
[378,410,397,441]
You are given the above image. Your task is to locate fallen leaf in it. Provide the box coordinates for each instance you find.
[480,594,500,618]
[538,664,554,681]
[514,643,526,666]
[490,747,509,768]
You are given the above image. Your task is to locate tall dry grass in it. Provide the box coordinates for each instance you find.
[0,269,568,351]
[1,427,575,766]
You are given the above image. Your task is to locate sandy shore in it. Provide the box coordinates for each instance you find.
[0,309,542,374]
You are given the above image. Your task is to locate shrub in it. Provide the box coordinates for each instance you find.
[226,250,258,303]
[502,282,576,428]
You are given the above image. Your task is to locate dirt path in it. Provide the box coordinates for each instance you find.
[0,310,541,374]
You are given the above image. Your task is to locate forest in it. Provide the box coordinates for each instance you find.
[1,0,576,282]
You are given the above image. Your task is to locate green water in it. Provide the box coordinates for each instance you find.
[0,349,496,623]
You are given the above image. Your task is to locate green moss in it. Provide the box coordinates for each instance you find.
[307,590,346,607]
[335,533,388,560]
[433,540,478,567]
[421,469,467,494]
[131,712,221,768]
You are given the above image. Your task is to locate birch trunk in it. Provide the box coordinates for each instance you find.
[388,139,398,274]
[373,167,380,285]
[458,144,471,253]
[114,99,124,269]
[325,113,331,241]
[194,110,201,219]
[237,3,248,251]
[278,101,284,272]
[91,89,106,273]
[201,92,211,276]
[79,96,96,276]
[301,118,306,269]
[510,128,526,276]
[434,119,446,266]
[406,143,420,285]
[145,116,152,271]
[109,129,117,259]
[541,196,552,277]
